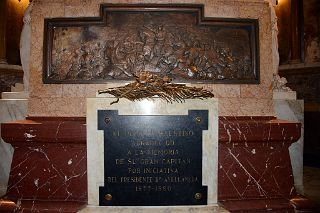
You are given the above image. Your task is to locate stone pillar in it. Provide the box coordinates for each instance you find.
[0,0,8,64]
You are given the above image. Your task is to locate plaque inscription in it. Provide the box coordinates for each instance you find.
[98,110,208,206]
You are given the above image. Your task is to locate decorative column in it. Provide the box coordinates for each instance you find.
[0,0,8,64]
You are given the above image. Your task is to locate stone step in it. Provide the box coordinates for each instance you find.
[1,92,29,99]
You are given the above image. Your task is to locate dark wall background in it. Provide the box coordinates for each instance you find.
[277,0,320,167]
[303,0,320,63]
[5,0,29,65]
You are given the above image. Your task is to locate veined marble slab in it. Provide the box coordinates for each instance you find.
[86,98,218,207]
[0,98,28,196]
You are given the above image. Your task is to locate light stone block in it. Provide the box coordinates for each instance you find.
[86,97,219,211]
[273,91,297,100]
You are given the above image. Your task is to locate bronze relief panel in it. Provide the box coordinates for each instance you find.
[43,4,259,84]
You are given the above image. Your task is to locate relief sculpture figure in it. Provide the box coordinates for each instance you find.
[48,12,256,83]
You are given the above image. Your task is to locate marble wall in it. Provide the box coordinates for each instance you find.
[27,0,276,117]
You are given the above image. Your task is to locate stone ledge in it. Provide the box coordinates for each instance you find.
[79,205,229,213]
[1,92,29,99]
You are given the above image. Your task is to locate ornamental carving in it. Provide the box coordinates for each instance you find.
[43,4,259,84]
[98,71,215,104]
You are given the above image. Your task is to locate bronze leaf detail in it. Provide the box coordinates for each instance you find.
[98,72,214,105]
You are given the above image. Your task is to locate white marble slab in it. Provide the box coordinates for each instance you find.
[79,204,229,213]
[86,98,218,207]
[0,98,28,196]
[1,92,29,99]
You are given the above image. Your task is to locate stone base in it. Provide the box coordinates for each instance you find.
[1,116,317,212]
[79,205,229,213]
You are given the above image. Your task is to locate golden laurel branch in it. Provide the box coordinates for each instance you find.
[98,72,214,105]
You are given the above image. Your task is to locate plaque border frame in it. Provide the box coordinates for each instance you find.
[86,98,218,205]
[97,110,209,206]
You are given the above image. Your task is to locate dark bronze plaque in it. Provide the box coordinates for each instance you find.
[43,4,259,84]
[98,110,208,206]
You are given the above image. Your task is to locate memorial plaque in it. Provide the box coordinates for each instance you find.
[98,110,208,206]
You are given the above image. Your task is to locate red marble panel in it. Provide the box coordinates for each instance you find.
[218,144,295,200]
[0,200,86,213]
[218,116,300,201]
[1,117,86,144]
[1,118,87,211]
[219,116,301,143]
[5,143,87,201]
[220,198,294,213]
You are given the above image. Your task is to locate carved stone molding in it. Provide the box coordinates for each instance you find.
[43,4,259,84]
